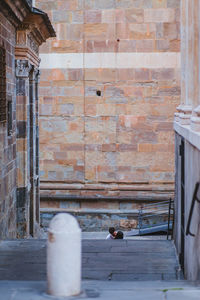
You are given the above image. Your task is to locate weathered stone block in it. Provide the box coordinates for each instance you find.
[102,9,115,23]
[52,11,72,23]
[144,8,175,22]
[156,39,170,52]
[136,39,155,52]
[153,0,167,8]
[129,23,156,39]
[125,8,144,23]
[52,40,83,53]
[169,39,180,52]
[167,0,180,8]
[94,0,115,10]
[164,23,179,39]
[72,10,83,23]
[85,10,101,23]
[84,23,115,39]
[56,0,83,10]
[120,219,137,228]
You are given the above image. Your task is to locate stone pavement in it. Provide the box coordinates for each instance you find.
[0,280,200,300]
[0,235,199,299]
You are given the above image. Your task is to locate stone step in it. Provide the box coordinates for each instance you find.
[0,239,182,281]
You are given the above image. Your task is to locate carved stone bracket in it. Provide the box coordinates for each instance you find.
[15,59,32,78]
[17,24,31,31]
[16,26,40,55]
[29,65,40,82]
[28,33,39,55]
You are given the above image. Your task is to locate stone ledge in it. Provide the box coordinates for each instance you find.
[40,182,175,191]
[174,121,200,150]
[40,207,139,215]
[40,194,174,202]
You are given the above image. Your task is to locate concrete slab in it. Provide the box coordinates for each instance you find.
[166,290,200,299]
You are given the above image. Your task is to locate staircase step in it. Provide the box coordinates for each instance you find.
[0,239,182,281]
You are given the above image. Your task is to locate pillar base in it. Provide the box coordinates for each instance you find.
[176,105,192,125]
[191,116,200,131]
[174,112,181,122]
[179,113,191,125]
[190,106,200,131]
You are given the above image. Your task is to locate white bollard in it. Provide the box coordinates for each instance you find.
[47,213,81,297]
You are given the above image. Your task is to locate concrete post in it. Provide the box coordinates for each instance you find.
[47,213,81,297]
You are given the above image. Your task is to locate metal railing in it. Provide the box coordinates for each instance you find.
[137,199,174,238]
[186,182,200,237]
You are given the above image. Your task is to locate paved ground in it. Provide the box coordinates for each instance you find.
[0,280,200,300]
[0,236,199,299]
[0,239,180,281]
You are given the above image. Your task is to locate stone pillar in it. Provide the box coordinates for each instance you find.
[178,0,192,125]
[29,67,41,234]
[175,0,187,122]
[191,0,200,131]
[187,0,194,105]
[192,0,199,109]
[29,65,37,236]
[15,59,32,238]
[35,70,40,224]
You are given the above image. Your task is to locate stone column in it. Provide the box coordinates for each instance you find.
[29,65,37,236]
[178,0,192,125]
[191,0,200,131]
[192,0,199,109]
[35,69,40,224]
[175,0,187,122]
[15,59,32,238]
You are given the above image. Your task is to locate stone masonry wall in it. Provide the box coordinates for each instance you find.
[175,133,200,281]
[0,12,17,238]
[36,0,180,204]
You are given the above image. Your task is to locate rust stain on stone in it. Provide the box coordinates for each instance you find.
[48,232,55,243]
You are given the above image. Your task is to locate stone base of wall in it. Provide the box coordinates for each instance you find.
[40,184,173,232]
[40,208,169,232]
[40,208,138,232]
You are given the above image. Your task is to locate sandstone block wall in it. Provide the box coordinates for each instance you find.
[36,0,180,202]
[0,12,17,238]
